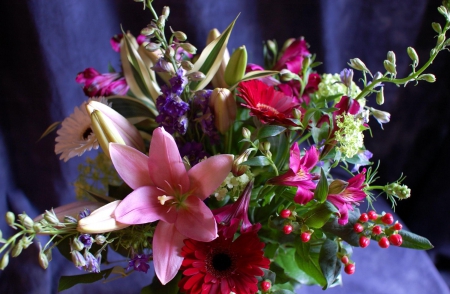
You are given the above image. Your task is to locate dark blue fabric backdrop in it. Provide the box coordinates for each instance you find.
[1,0,449,293]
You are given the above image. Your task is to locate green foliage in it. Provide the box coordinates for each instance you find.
[399,230,434,250]
[319,238,342,289]
[322,209,360,246]
[141,272,181,294]
[58,268,114,292]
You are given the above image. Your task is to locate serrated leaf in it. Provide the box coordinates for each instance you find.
[243,156,271,166]
[303,202,337,228]
[108,95,157,118]
[319,238,342,289]
[399,230,434,250]
[140,272,181,294]
[37,121,60,142]
[314,168,328,203]
[58,268,114,292]
[322,208,360,246]
[257,125,286,139]
[188,15,239,90]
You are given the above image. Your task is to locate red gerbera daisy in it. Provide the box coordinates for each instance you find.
[178,231,270,294]
[237,79,299,126]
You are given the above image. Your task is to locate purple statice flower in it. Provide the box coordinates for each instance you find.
[155,69,189,135]
[84,251,101,273]
[78,234,94,250]
[179,141,209,166]
[79,209,91,219]
[191,90,220,143]
[127,253,151,273]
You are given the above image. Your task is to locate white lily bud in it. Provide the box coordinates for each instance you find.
[77,201,129,234]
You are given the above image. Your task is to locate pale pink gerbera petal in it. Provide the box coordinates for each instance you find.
[109,143,152,189]
[153,222,185,285]
[148,127,190,194]
[188,154,234,200]
[114,186,177,224]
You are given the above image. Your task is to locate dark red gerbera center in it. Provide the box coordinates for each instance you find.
[206,248,236,278]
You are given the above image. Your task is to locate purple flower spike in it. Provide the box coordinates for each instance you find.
[84,251,101,273]
[127,253,151,273]
[78,234,94,249]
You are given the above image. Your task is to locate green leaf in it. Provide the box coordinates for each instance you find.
[319,238,342,289]
[107,95,157,118]
[140,272,181,294]
[58,268,114,292]
[272,290,296,294]
[243,156,271,166]
[229,70,279,89]
[303,202,337,229]
[294,240,327,287]
[257,125,286,139]
[37,121,60,142]
[313,168,329,203]
[322,208,360,246]
[399,230,434,250]
[188,15,239,90]
[274,248,315,285]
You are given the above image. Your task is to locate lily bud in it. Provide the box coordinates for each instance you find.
[207,28,230,88]
[242,127,251,139]
[224,45,248,86]
[209,88,237,133]
[407,47,419,66]
[87,101,145,152]
[329,180,349,194]
[144,42,161,52]
[376,87,385,105]
[348,58,370,73]
[232,149,251,177]
[418,74,436,83]
[77,201,130,234]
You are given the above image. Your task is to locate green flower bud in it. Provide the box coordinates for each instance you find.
[209,88,237,134]
[224,45,248,86]
[376,87,385,105]
[0,253,9,270]
[18,213,34,230]
[95,235,106,245]
[242,127,251,139]
[5,212,15,227]
[20,236,32,249]
[33,223,43,233]
[431,48,437,56]
[438,6,448,17]
[418,74,436,83]
[232,149,251,177]
[11,243,23,257]
[72,238,85,252]
[181,60,194,71]
[173,31,187,42]
[262,141,271,152]
[383,60,397,75]
[407,47,419,65]
[280,69,297,82]
[432,22,442,34]
[38,250,49,270]
[162,6,170,19]
[43,210,60,226]
[186,71,205,82]
[179,43,197,54]
[348,58,370,73]
[387,51,396,65]
[267,39,278,55]
[144,42,161,52]
[437,34,445,47]
[141,27,155,36]
[302,56,311,70]
[292,108,302,120]
[328,179,348,194]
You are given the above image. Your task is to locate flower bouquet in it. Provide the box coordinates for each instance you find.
[1,0,448,293]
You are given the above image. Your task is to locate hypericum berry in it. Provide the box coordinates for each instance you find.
[389,234,403,246]
[381,213,394,225]
[353,223,364,233]
[368,210,378,220]
[359,213,369,222]
[261,280,271,292]
[378,237,390,248]
[301,232,311,243]
[341,255,349,264]
[344,263,356,275]
[359,236,370,248]
[392,222,403,231]
[280,209,291,219]
[283,224,293,234]
[372,225,382,235]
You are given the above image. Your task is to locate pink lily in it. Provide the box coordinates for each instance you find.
[268,143,319,204]
[109,127,233,284]
[327,170,366,225]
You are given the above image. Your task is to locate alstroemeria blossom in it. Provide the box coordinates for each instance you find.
[110,127,233,284]
[268,143,319,204]
[327,170,367,225]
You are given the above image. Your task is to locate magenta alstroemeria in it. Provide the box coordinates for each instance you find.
[327,171,367,225]
[273,38,310,74]
[109,127,233,284]
[213,181,261,239]
[76,68,129,97]
[268,143,319,204]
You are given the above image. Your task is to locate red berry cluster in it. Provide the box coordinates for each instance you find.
[340,255,355,275]
[354,211,403,249]
[279,208,313,243]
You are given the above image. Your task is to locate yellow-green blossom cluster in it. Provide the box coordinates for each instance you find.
[74,152,121,200]
[335,114,364,158]
[318,73,361,98]
[214,171,252,201]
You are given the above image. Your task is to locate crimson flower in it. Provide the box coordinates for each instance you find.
[268,143,319,204]
[237,79,299,126]
[273,38,310,74]
[327,170,366,225]
[178,231,270,294]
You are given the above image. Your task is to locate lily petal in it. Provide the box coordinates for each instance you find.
[176,196,217,242]
[77,200,129,233]
[114,186,177,224]
[110,143,153,189]
[148,128,189,194]
[188,154,233,200]
[153,221,185,285]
